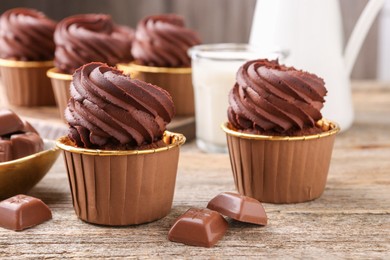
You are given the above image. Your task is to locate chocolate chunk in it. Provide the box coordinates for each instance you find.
[0,109,24,136]
[0,195,52,231]
[168,208,228,247]
[0,139,12,163]
[207,192,268,225]
[10,133,44,160]
[0,109,43,163]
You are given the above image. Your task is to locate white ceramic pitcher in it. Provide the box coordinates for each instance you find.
[249,0,384,131]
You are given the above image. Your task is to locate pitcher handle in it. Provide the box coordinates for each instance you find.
[344,0,385,76]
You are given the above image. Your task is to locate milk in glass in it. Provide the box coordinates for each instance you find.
[189,44,275,153]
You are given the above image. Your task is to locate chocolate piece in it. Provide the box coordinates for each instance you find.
[0,139,12,162]
[168,208,228,247]
[0,109,44,163]
[0,194,52,231]
[0,109,24,136]
[10,133,44,160]
[207,192,268,225]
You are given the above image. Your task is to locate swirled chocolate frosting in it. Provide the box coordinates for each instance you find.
[54,14,133,74]
[65,62,175,150]
[0,8,56,61]
[228,59,327,136]
[132,14,201,67]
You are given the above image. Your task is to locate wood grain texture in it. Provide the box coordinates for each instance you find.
[0,81,389,258]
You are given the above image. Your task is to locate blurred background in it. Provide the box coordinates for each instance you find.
[0,0,389,81]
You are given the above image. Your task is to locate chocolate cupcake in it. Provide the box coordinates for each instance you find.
[118,14,201,116]
[56,62,185,225]
[47,14,134,122]
[0,8,56,106]
[222,59,339,203]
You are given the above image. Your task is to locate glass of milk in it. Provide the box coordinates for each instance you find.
[188,43,280,153]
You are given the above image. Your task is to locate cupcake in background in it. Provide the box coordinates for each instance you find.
[131,14,199,68]
[0,8,56,106]
[56,62,185,226]
[47,14,134,122]
[118,14,201,116]
[54,14,133,74]
[222,59,339,203]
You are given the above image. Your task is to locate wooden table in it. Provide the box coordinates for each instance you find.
[1,81,389,258]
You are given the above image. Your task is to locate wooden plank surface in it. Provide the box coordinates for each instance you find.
[1,81,390,258]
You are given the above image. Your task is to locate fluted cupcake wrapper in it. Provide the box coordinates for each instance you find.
[47,68,72,122]
[0,59,55,106]
[222,121,339,204]
[117,62,194,116]
[56,132,185,226]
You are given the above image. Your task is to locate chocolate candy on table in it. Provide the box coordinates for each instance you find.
[168,208,228,247]
[207,192,268,225]
[0,194,52,231]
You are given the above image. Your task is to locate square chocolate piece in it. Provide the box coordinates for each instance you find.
[0,139,12,163]
[168,208,228,247]
[10,133,44,160]
[0,109,24,136]
[207,192,268,225]
[0,194,52,231]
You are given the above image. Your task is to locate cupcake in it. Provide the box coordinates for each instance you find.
[222,59,339,203]
[47,14,134,122]
[56,62,185,226]
[117,14,201,116]
[0,8,56,106]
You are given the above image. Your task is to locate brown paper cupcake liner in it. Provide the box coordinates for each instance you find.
[47,68,72,122]
[117,62,194,116]
[56,131,186,226]
[0,59,55,106]
[222,120,339,204]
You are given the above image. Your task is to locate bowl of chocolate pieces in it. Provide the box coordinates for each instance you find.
[0,109,60,199]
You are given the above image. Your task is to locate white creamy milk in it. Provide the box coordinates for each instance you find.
[189,44,278,153]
